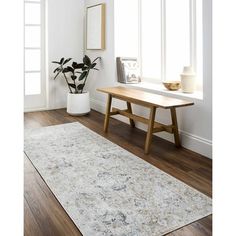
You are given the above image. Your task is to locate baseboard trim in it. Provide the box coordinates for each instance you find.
[24,107,48,113]
[90,98,212,159]
[179,131,212,158]
[24,106,66,113]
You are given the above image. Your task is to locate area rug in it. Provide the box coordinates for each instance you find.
[24,122,212,236]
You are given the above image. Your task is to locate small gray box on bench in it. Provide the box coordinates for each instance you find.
[116,57,141,84]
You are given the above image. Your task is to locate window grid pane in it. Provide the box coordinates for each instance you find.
[25,3,41,25]
[114,0,139,57]
[25,49,41,72]
[141,0,161,80]
[24,0,42,96]
[25,26,41,48]
[25,72,41,95]
[165,0,190,81]
[196,0,203,85]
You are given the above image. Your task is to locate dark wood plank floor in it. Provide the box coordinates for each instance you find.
[24,109,212,236]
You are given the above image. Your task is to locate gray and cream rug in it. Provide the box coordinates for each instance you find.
[24,122,212,236]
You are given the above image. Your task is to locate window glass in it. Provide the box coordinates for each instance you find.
[24,0,42,97]
[196,0,203,86]
[141,0,161,80]
[25,26,41,48]
[25,3,41,24]
[114,0,139,57]
[25,72,41,95]
[115,0,202,86]
[165,0,190,81]
[25,49,41,71]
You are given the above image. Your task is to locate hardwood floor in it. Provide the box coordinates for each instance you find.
[24,109,212,236]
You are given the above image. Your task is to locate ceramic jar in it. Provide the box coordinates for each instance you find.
[180,66,196,93]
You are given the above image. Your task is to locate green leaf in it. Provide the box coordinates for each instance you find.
[53,67,61,73]
[79,71,87,81]
[75,71,82,74]
[82,66,88,71]
[52,61,60,64]
[66,66,74,73]
[77,83,85,91]
[62,68,69,73]
[73,63,84,69]
[63,58,72,65]
[83,55,91,66]
[72,62,78,69]
[90,63,97,69]
[71,75,77,80]
[92,68,99,71]
[60,57,65,64]
[77,63,84,69]
[68,83,76,89]
[92,57,101,63]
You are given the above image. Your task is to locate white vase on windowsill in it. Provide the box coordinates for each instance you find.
[67,92,90,116]
[180,66,196,93]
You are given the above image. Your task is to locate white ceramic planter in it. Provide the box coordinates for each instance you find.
[67,92,90,116]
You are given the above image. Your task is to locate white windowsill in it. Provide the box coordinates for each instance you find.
[122,81,203,101]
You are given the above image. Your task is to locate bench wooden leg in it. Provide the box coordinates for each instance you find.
[170,107,181,147]
[126,102,135,128]
[104,94,112,132]
[145,106,156,154]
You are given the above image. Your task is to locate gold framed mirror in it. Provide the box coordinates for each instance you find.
[86,3,105,50]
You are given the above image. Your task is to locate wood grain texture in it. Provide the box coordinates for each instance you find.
[104,93,112,132]
[111,107,150,124]
[24,109,212,235]
[24,154,82,236]
[24,198,43,236]
[97,86,194,108]
[126,101,135,128]
[170,107,181,147]
[99,87,191,153]
[144,106,156,154]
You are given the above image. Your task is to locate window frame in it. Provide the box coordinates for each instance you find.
[139,0,200,83]
[24,0,45,96]
[24,0,46,110]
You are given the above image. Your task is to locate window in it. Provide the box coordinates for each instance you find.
[114,0,139,57]
[24,0,42,95]
[140,0,202,84]
[141,0,161,80]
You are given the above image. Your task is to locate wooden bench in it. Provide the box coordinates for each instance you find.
[97,86,194,154]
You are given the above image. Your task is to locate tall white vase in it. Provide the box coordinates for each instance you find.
[67,92,90,116]
[181,66,196,93]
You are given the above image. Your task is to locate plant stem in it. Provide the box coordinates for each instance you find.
[63,73,73,93]
[81,71,89,94]
[73,73,78,93]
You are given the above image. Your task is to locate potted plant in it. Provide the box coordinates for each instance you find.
[52,55,100,115]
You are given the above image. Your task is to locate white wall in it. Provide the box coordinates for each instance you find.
[83,0,117,102]
[46,0,85,109]
[84,0,212,158]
